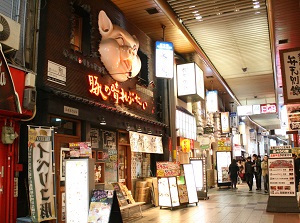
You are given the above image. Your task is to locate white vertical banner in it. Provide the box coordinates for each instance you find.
[221,112,230,133]
[28,126,56,222]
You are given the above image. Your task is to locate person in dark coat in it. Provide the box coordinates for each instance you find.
[228,159,240,189]
[245,156,254,191]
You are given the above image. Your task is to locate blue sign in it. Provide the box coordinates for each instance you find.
[155,41,174,78]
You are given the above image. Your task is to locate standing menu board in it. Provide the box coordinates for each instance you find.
[88,190,122,223]
[177,184,188,203]
[182,164,198,204]
[190,157,208,200]
[158,177,180,208]
[268,158,296,197]
[216,151,232,187]
[65,159,94,223]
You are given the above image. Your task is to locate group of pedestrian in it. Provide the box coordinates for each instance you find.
[228,154,269,193]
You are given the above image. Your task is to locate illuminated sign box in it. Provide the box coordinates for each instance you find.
[206,90,218,112]
[155,41,174,78]
[177,63,205,102]
[237,105,253,116]
[260,103,277,114]
[221,112,230,133]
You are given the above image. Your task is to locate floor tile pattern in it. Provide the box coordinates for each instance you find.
[122,183,300,223]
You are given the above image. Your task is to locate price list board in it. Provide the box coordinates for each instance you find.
[268,158,296,197]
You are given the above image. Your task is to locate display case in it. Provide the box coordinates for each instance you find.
[65,159,95,223]
[216,151,232,187]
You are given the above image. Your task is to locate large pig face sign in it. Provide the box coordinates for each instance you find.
[98,10,141,82]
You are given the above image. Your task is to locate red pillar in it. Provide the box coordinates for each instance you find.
[0,119,19,223]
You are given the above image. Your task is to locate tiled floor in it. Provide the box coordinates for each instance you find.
[122,183,300,223]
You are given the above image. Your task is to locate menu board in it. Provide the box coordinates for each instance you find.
[190,159,204,190]
[156,161,181,177]
[183,164,198,203]
[65,159,94,223]
[158,178,171,207]
[268,158,296,197]
[88,190,122,223]
[216,151,231,184]
[88,190,114,223]
[177,184,188,203]
[168,177,180,206]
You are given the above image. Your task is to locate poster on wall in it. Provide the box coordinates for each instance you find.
[28,126,56,222]
[102,131,117,188]
[90,128,99,149]
[268,158,296,197]
[286,104,300,131]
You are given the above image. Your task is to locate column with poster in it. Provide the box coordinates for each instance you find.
[266,145,300,212]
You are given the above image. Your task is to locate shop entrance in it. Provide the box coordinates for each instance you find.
[50,116,81,223]
[118,144,132,190]
[118,130,132,190]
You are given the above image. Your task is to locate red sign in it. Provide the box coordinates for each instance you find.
[88,75,147,110]
[0,45,21,113]
[260,103,277,114]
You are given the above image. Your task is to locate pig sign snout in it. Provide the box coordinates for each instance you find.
[98,10,141,82]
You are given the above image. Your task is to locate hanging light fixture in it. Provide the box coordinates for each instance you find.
[99,116,106,125]
[136,125,142,133]
[125,123,131,131]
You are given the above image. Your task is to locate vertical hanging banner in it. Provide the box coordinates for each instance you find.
[220,112,230,133]
[155,41,174,78]
[280,48,300,104]
[28,126,56,222]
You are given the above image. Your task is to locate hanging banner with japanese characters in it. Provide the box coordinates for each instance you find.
[28,126,56,222]
[280,48,300,104]
[129,131,163,154]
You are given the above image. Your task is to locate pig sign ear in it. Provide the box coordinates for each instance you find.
[98,10,113,37]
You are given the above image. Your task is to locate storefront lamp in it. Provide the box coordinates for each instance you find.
[99,116,106,125]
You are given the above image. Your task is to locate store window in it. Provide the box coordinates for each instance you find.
[70,4,91,55]
[50,117,78,136]
[137,51,149,86]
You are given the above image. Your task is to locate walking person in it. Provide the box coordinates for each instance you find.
[245,156,254,191]
[228,159,240,189]
[252,154,262,190]
[261,155,269,193]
